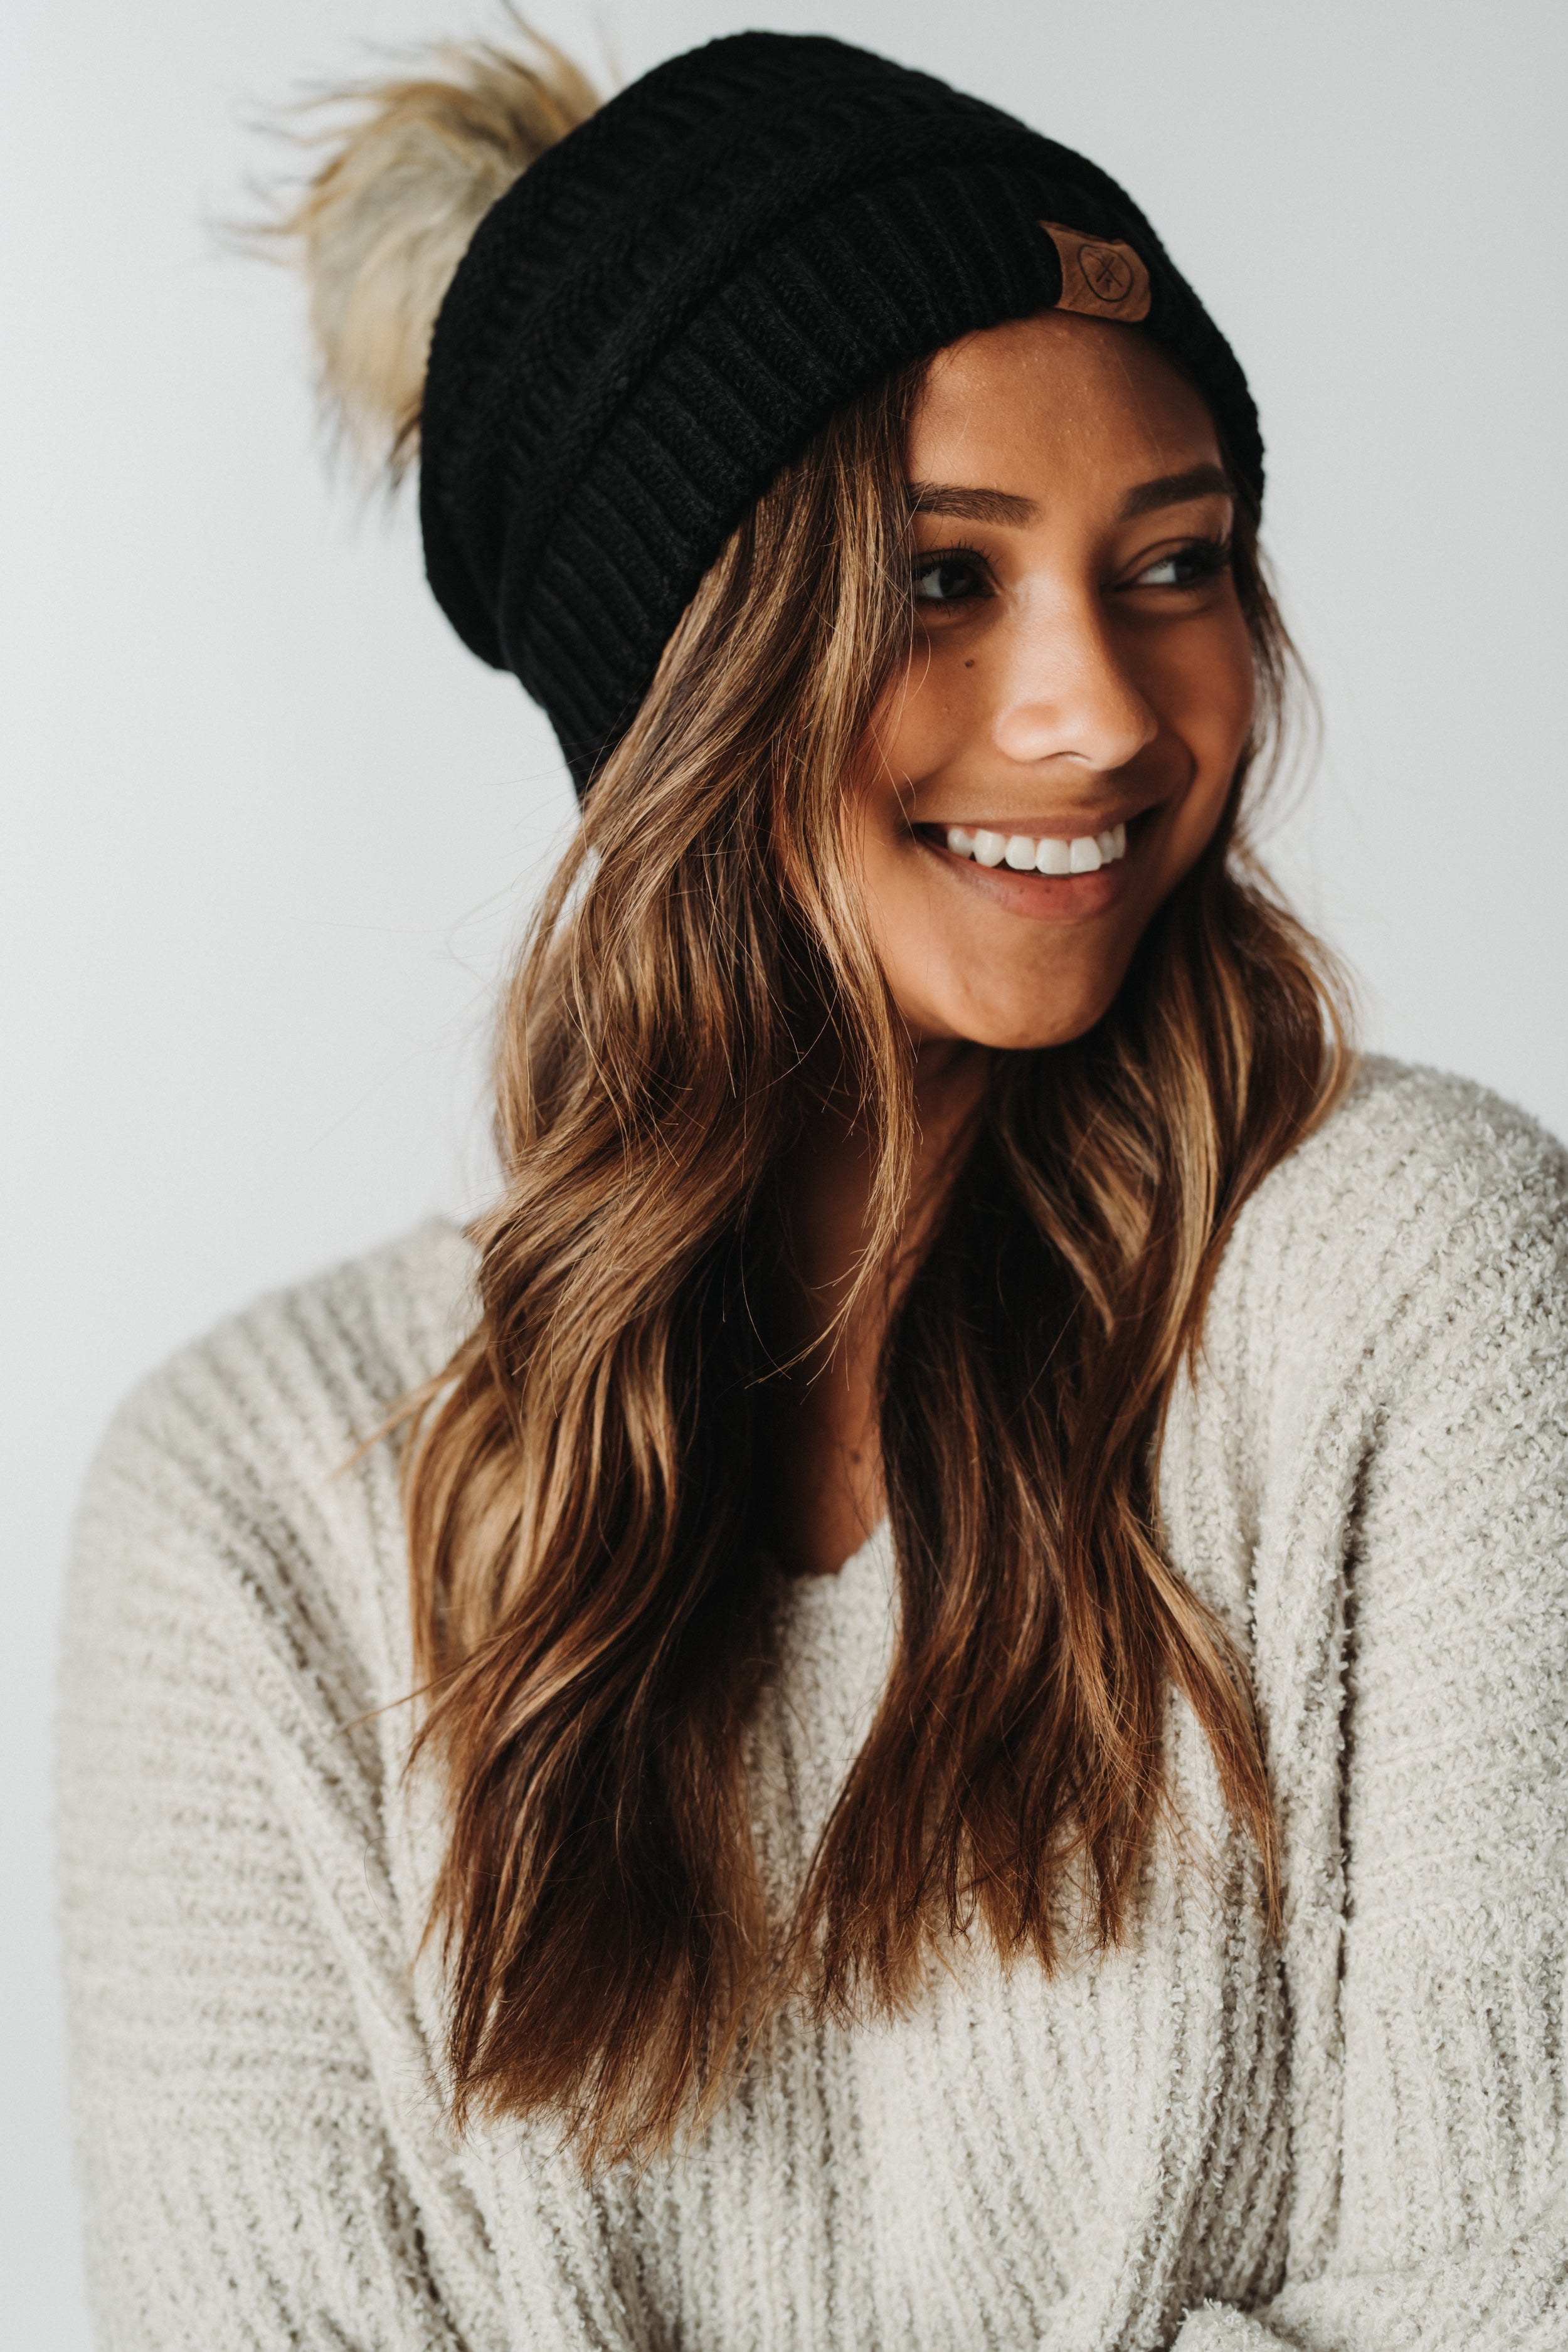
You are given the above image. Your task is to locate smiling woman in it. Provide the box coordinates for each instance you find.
[864,318,1258,1050]
[56,24,1568,2352]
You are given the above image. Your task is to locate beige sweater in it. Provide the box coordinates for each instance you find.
[58,1059,1568,2351]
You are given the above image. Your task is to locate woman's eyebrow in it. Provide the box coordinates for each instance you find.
[1119,464,1232,519]
[906,482,1037,525]
[907,465,1232,527]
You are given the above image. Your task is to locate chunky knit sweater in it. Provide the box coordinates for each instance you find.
[58,1058,1568,2351]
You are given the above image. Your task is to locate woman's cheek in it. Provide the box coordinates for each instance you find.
[1170,625,1254,810]
[1203,604,1258,758]
[882,640,972,781]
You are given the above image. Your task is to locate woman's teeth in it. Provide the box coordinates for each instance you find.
[943,822,1128,874]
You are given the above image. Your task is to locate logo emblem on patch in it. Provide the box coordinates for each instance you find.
[1039,223,1152,324]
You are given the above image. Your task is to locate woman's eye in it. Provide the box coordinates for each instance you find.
[911,552,991,606]
[1130,539,1232,590]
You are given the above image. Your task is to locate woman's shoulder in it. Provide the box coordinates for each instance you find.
[1216,1052,1567,1390]
[95,1214,477,1475]
[67,1218,479,1709]
[1282,1050,1563,1201]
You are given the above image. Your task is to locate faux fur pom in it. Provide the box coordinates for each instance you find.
[279,23,599,475]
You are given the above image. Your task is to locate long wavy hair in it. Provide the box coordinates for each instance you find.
[401,358,1353,2172]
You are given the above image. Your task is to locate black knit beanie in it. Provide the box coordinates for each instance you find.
[418,31,1262,795]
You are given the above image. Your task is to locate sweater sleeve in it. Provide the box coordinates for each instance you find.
[56,1332,644,2352]
[1173,1100,1568,2351]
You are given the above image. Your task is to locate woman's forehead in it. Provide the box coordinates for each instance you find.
[910,315,1224,493]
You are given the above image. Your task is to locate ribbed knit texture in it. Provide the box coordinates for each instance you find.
[418,32,1261,788]
[58,1058,1568,2349]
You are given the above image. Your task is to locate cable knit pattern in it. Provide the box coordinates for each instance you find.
[57,1058,1568,2350]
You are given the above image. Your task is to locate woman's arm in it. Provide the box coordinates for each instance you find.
[56,1321,646,2351]
[1177,1104,1568,2349]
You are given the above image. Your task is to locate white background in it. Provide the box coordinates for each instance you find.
[4,1,1565,2338]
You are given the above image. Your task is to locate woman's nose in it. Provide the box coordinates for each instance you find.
[988,591,1157,774]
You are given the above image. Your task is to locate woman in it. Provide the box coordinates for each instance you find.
[58,26,1568,2351]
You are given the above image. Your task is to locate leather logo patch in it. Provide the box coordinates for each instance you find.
[1039,222,1152,324]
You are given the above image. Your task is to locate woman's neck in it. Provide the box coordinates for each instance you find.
[764,1039,988,1577]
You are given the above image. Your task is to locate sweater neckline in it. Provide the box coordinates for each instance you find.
[777,1517,897,1690]
[783,1515,893,1599]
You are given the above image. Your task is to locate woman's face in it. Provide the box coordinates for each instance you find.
[856,311,1255,1051]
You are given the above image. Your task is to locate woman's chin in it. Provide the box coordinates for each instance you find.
[914,997,1120,1054]
[903,965,1125,1054]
